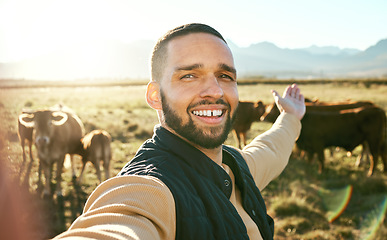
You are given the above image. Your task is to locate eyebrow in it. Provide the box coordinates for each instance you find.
[219,63,237,75]
[175,63,237,75]
[176,64,203,71]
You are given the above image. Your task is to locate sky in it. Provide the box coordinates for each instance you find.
[0,0,386,63]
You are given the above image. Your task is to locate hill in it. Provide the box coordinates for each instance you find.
[1,39,386,80]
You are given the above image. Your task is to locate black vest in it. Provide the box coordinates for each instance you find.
[119,125,274,239]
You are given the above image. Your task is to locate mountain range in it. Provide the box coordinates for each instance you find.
[1,38,386,80]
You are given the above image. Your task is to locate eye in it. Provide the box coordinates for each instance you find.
[180,74,195,80]
[219,74,235,81]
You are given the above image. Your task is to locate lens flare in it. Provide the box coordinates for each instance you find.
[359,195,387,240]
[319,185,353,223]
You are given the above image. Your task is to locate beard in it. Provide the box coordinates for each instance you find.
[160,89,236,149]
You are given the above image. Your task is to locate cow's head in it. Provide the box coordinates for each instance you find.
[19,110,68,148]
[260,103,280,123]
[254,101,266,120]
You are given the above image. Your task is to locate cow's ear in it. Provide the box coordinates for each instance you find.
[146,81,162,110]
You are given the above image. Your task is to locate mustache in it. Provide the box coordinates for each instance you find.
[188,99,230,110]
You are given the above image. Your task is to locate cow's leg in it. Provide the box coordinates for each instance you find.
[104,146,111,181]
[23,141,35,185]
[299,150,306,160]
[367,134,386,176]
[306,151,314,163]
[232,130,242,149]
[19,139,27,176]
[55,154,66,196]
[381,142,387,173]
[70,154,77,180]
[93,157,102,183]
[367,153,376,177]
[28,141,34,165]
[27,142,34,172]
[35,160,43,193]
[366,140,379,177]
[356,142,370,167]
[41,159,52,197]
[77,160,87,184]
[317,150,325,174]
[103,157,110,181]
[328,147,335,158]
[241,132,247,149]
[19,139,29,185]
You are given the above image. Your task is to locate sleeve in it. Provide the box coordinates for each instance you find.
[241,112,301,190]
[52,175,176,240]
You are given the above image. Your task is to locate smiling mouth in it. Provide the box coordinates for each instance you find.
[192,109,224,117]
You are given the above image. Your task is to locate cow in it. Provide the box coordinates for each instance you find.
[17,110,35,184]
[18,108,85,197]
[260,100,375,160]
[232,100,265,149]
[77,129,112,183]
[260,100,375,123]
[296,106,386,176]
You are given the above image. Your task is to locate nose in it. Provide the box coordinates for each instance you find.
[36,136,50,146]
[200,75,224,99]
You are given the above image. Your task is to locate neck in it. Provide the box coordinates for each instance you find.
[163,124,223,166]
[195,145,223,166]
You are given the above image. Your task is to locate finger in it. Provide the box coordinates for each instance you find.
[299,93,305,102]
[290,84,301,98]
[283,86,292,98]
[287,85,296,98]
[293,86,300,98]
[271,89,280,100]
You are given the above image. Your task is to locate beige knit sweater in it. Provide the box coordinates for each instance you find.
[53,113,301,240]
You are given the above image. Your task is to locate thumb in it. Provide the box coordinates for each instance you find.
[271,89,284,112]
[271,89,281,102]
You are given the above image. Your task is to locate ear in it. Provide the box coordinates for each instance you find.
[146,81,162,110]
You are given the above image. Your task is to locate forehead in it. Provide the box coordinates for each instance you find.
[35,110,51,118]
[166,33,234,66]
[34,110,52,123]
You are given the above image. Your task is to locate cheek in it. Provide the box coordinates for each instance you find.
[167,84,196,104]
[224,85,239,110]
[162,89,191,114]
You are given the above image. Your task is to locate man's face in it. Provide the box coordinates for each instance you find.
[158,33,239,149]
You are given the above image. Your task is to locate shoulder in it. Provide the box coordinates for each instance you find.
[84,175,174,212]
[54,175,176,240]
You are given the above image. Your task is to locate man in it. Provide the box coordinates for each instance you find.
[54,23,305,240]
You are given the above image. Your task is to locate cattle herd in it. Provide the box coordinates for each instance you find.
[17,104,112,197]
[16,98,386,197]
[233,98,386,177]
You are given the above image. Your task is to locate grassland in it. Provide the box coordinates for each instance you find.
[0,79,386,239]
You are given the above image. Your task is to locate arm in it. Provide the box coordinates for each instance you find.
[241,84,305,190]
[53,175,176,240]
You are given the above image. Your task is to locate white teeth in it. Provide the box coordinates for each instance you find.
[192,110,223,117]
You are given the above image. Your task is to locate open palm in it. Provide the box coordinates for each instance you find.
[271,84,306,120]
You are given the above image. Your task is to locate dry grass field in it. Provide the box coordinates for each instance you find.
[0,80,386,239]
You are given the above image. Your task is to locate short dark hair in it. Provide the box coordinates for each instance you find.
[150,23,227,82]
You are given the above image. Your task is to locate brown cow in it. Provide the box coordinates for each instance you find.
[19,108,85,197]
[261,100,375,122]
[77,130,112,183]
[17,110,35,184]
[261,100,375,160]
[296,106,386,176]
[232,100,265,149]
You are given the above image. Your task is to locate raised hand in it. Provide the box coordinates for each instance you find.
[271,83,306,120]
